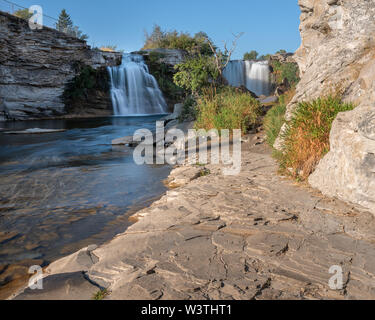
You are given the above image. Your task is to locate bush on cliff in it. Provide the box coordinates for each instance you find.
[13,9,33,20]
[195,86,261,134]
[143,25,212,56]
[63,64,109,111]
[146,51,185,103]
[278,96,355,180]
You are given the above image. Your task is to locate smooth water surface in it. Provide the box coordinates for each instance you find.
[0,116,171,297]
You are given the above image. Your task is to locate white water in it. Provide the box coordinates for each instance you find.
[108,53,168,116]
[223,60,271,96]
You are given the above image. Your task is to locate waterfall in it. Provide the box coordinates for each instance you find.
[107,53,168,116]
[223,60,271,96]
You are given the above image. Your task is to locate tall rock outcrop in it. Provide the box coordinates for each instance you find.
[282,1,375,213]
[0,11,121,120]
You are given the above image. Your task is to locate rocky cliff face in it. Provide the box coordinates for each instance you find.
[0,11,121,120]
[286,1,375,213]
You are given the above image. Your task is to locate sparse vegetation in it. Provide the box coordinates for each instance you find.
[100,45,117,52]
[13,9,33,20]
[277,96,355,180]
[93,289,110,300]
[199,168,211,177]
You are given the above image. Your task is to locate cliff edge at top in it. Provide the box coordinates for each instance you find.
[0,11,122,120]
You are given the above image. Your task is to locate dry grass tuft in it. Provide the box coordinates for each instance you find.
[279,96,355,180]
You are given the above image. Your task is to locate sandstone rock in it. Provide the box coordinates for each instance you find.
[276,0,375,214]
[14,272,99,301]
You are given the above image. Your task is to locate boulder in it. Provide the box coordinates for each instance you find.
[276,0,375,214]
[309,103,375,213]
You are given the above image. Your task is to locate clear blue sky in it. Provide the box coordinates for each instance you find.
[1,0,301,59]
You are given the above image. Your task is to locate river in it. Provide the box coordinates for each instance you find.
[0,116,171,299]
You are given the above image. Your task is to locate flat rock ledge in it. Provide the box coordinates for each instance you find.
[12,138,375,300]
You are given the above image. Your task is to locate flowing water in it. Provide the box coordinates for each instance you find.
[223,60,271,96]
[108,53,168,116]
[0,116,171,298]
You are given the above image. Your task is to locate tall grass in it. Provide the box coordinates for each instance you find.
[264,104,286,147]
[279,96,355,180]
[195,87,261,134]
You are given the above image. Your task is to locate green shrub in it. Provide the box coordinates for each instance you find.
[264,104,286,147]
[173,55,219,95]
[179,96,198,122]
[143,25,212,56]
[13,9,33,20]
[271,61,300,86]
[146,52,184,102]
[64,65,108,100]
[195,86,261,134]
[278,96,355,180]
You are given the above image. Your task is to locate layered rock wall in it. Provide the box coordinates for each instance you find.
[282,1,375,213]
[0,11,121,120]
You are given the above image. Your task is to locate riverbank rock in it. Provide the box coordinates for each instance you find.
[4,128,66,134]
[161,103,183,121]
[18,138,375,300]
[309,103,375,213]
[0,11,121,120]
[276,0,375,214]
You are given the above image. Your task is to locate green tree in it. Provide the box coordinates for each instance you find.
[56,9,73,32]
[142,25,213,56]
[173,55,219,95]
[258,54,271,61]
[55,9,88,41]
[243,50,258,60]
[13,8,33,20]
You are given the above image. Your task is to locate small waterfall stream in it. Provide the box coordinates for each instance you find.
[108,53,168,116]
[223,60,271,96]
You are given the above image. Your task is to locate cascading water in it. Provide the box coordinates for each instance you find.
[223,60,271,96]
[107,53,168,116]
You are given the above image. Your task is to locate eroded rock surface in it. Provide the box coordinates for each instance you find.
[276,0,375,214]
[15,138,375,300]
[0,11,121,120]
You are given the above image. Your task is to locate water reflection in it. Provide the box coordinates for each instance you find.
[0,116,171,298]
